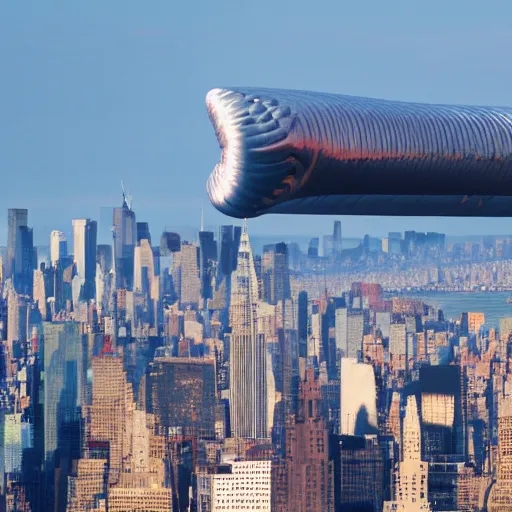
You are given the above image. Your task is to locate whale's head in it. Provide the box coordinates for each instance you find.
[205,87,302,218]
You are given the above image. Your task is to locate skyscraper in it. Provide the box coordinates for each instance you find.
[136,221,151,244]
[339,435,386,512]
[417,365,466,510]
[340,359,378,436]
[33,269,47,321]
[308,237,320,257]
[229,222,267,439]
[347,311,364,359]
[6,208,28,281]
[298,291,308,361]
[113,192,136,290]
[133,239,155,293]
[172,242,201,307]
[83,345,132,486]
[50,231,67,266]
[199,230,217,302]
[210,460,272,511]
[14,225,35,295]
[389,323,407,369]
[391,396,429,511]
[261,243,291,305]
[43,322,85,511]
[7,290,27,374]
[72,219,97,301]
[280,368,333,512]
[147,357,216,439]
[333,220,342,260]
[488,398,512,511]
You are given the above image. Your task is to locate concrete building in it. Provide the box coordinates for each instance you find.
[211,460,271,511]
[50,230,67,266]
[261,242,291,305]
[108,487,171,511]
[66,459,108,512]
[487,398,512,511]
[340,359,378,436]
[389,323,407,370]
[83,347,132,486]
[33,269,47,321]
[147,357,216,439]
[500,317,512,340]
[277,368,333,512]
[347,311,364,359]
[394,396,429,510]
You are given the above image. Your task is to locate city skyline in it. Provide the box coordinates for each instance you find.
[4,1,512,510]
[2,198,512,510]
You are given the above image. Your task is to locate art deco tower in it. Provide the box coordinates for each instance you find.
[229,221,267,439]
[487,397,512,511]
[394,395,429,511]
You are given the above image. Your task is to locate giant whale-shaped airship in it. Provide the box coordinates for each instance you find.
[206,87,512,218]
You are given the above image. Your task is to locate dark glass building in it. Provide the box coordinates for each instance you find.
[198,230,217,301]
[147,357,216,439]
[112,194,136,290]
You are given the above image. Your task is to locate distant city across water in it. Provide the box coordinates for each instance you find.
[389,291,512,328]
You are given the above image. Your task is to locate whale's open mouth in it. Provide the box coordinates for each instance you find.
[206,88,298,218]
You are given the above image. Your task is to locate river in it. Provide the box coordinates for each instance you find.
[385,291,512,328]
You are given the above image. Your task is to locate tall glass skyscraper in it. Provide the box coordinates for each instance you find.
[6,208,28,281]
[72,219,97,302]
[50,230,67,266]
[113,194,136,290]
[14,225,34,295]
[198,230,217,301]
[43,322,85,511]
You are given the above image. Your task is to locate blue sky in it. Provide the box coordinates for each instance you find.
[1,0,512,244]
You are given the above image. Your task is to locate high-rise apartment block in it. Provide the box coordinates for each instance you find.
[172,242,201,307]
[210,460,271,512]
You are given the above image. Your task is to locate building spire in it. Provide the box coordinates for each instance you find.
[200,206,204,232]
[243,218,248,235]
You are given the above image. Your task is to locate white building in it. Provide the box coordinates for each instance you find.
[340,358,378,436]
[50,230,67,266]
[211,460,272,511]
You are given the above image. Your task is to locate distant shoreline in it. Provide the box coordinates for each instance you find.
[384,289,512,295]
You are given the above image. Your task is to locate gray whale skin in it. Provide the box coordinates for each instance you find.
[206,87,512,218]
